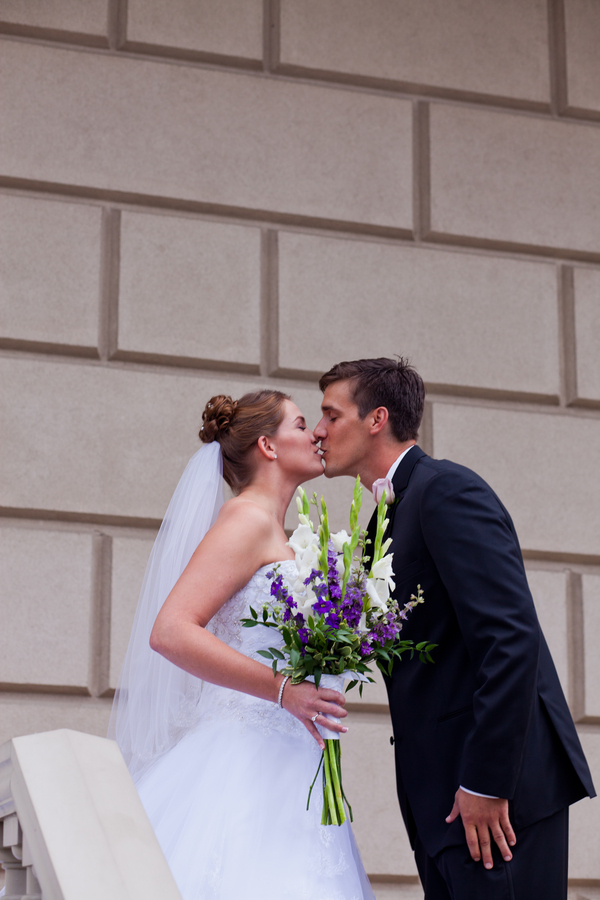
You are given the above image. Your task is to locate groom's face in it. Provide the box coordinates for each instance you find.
[314,380,371,479]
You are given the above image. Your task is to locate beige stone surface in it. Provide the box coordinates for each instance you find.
[110,534,156,689]
[280,0,549,103]
[0,693,111,745]
[430,105,600,253]
[344,711,418,876]
[347,663,389,709]
[0,525,94,689]
[118,211,261,365]
[525,569,569,695]
[0,357,252,518]
[569,730,600,879]
[582,575,600,719]
[278,231,560,396]
[0,0,107,35]
[0,193,101,348]
[431,403,600,557]
[127,0,263,59]
[371,885,422,900]
[574,267,600,403]
[565,0,600,113]
[0,40,412,229]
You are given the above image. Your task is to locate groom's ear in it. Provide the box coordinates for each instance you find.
[368,407,389,436]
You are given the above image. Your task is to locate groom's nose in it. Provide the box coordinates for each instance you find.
[313,418,327,439]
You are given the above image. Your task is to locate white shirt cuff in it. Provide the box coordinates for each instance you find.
[459,785,499,799]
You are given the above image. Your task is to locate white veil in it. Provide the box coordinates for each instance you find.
[108,442,224,783]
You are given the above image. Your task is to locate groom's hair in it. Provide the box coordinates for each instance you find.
[319,357,425,442]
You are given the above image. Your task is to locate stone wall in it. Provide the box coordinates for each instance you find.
[0,2,598,896]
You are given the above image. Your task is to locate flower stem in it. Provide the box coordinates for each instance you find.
[322,740,339,825]
[327,739,346,825]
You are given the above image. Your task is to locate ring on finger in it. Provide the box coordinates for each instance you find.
[311,712,321,723]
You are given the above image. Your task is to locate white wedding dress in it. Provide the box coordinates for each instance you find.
[136,560,375,900]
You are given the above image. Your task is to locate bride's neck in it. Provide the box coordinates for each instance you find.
[239,471,297,529]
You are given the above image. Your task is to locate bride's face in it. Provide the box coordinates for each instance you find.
[272,400,324,482]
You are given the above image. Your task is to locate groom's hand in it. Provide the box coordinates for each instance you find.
[445,788,516,869]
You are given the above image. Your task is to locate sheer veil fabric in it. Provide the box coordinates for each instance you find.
[108,443,224,783]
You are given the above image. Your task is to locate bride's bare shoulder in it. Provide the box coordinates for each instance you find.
[214,496,273,532]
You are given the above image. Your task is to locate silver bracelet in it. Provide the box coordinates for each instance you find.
[277,675,290,708]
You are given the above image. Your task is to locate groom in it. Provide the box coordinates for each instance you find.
[314,357,595,899]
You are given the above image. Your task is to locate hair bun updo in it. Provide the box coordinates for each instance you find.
[199,395,238,444]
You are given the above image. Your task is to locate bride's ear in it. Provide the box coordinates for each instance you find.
[257,435,278,461]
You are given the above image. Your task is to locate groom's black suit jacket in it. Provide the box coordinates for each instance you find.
[371,446,595,859]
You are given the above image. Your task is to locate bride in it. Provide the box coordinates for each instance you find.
[109,389,375,900]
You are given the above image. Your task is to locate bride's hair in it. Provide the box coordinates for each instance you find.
[200,390,290,493]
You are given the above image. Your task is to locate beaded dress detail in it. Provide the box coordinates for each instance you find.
[136,561,374,900]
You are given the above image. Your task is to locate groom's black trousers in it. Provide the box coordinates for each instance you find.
[414,807,569,900]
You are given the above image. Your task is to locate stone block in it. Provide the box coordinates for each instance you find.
[525,568,569,695]
[110,534,156,689]
[0,357,260,519]
[574,267,600,402]
[0,40,412,229]
[118,211,261,366]
[280,0,549,103]
[565,0,600,113]
[344,711,418,876]
[431,403,600,557]
[0,0,107,37]
[278,231,560,397]
[0,525,94,689]
[0,193,101,349]
[126,0,263,60]
[0,694,111,746]
[582,575,600,719]
[569,730,600,879]
[346,664,389,709]
[372,886,422,900]
[430,105,600,253]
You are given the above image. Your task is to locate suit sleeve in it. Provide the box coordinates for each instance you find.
[419,469,540,799]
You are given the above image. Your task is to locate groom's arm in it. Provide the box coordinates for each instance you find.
[419,468,540,798]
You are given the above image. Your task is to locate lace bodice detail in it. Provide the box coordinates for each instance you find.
[198,560,307,739]
[208,560,296,654]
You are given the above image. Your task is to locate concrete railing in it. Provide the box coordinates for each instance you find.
[0,730,182,900]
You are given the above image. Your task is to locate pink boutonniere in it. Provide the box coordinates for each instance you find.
[372,477,395,505]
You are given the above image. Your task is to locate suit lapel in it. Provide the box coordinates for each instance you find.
[364,446,427,570]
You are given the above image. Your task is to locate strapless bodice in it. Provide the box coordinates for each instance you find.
[198,560,306,739]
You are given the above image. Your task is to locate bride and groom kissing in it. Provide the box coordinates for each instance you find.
[111,356,594,900]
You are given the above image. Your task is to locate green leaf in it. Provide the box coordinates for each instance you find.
[269,647,285,660]
[250,606,258,620]
[257,650,274,660]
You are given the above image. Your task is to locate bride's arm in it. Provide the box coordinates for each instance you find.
[150,500,347,748]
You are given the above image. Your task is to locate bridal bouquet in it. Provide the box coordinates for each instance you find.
[242,477,434,826]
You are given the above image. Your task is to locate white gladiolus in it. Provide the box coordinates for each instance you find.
[330,529,351,554]
[366,578,389,614]
[293,588,318,621]
[358,612,369,633]
[371,554,395,590]
[288,524,318,555]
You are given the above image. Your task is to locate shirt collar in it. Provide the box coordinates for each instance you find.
[386,444,416,482]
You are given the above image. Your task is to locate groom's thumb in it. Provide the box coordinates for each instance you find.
[445,801,459,824]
